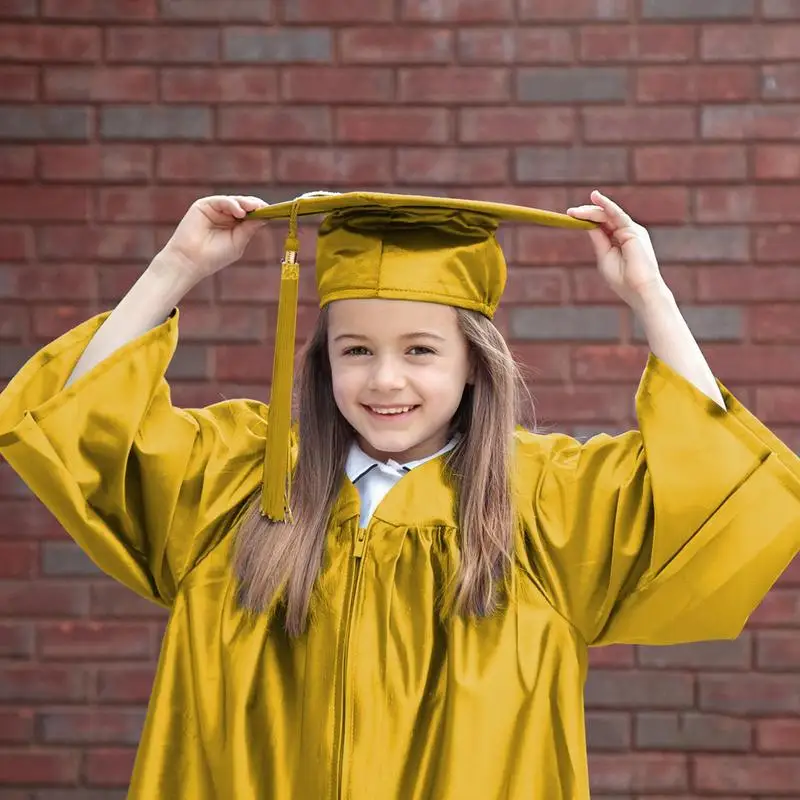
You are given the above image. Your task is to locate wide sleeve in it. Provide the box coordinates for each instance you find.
[0,307,270,608]
[516,352,800,647]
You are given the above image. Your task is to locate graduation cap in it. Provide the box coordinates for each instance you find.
[244,190,595,521]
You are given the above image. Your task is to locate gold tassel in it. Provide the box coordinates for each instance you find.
[260,199,301,521]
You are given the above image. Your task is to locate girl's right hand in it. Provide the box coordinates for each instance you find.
[156,195,269,284]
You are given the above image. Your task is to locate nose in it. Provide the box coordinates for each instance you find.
[367,354,406,391]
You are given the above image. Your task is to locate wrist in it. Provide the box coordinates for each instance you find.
[630,281,675,316]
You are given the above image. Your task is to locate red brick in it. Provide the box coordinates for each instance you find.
[19,264,97,300]
[401,0,514,21]
[285,0,393,21]
[37,225,155,262]
[751,305,800,344]
[396,147,509,184]
[0,749,80,786]
[39,144,152,181]
[696,186,800,223]
[41,0,157,18]
[106,26,219,63]
[458,27,574,63]
[336,107,449,143]
[96,187,212,223]
[0,24,101,61]
[580,24,695,62]
[0,187,90,221]
[756,631,800,670]
[0,542,36,578]
[281,67,392,103]
[701,23,800,60]
[518,0,629,20]
[459,107,575,143]
[0,304,29,338]
[43,65,155,101]
[339,27,453,63]
[757,719,800,752]
[754,144,800,179]
[516,226,597,265]
[0,146,35,180]
[590,753,689,793]
[599,186,690,224]
[84,747,137,787]
[762,63,800,99]
[0,66,38,100]
[0,225,32,261]
[157,144,272,183]
[755,226,800,262]
[634,145,747,182]
[695,755,800,794]
[0,708,34,741]
[583,107,695,142]
[38,621,152,659]
[275,147,391,184]
[218,106,331,143]
[697,266,800,302]
[398,67,509,103]
[161,67,277,103]
[702,104,800,139]
[636,65,756,103]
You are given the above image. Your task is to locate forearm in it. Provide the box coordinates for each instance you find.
[64,252,197,388]
[632,283,727,411]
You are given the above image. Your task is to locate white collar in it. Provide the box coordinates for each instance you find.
[345,433,461,484]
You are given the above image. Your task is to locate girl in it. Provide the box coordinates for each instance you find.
[0,190,798,799]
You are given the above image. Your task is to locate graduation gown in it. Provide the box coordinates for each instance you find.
[1,307,798,799]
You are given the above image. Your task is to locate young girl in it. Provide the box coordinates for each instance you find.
[1,190,798,799]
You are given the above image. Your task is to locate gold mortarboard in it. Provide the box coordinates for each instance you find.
[244,191,595,521]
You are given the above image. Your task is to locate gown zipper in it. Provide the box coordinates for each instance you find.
[335,525,368,800]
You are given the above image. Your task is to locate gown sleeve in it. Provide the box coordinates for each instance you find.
[518,351,800,647]
[0,307,269,608]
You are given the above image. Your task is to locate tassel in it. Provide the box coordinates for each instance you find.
[260,200,301,521]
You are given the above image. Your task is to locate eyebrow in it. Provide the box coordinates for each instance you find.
[332,331,447,343]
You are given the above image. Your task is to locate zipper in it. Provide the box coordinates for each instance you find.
[334,526,368,800]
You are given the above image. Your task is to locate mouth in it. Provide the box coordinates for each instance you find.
[361,404,420,420]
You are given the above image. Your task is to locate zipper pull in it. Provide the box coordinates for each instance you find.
[354,527,367,559]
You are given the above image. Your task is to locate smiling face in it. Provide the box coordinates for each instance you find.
[326,298,473,464]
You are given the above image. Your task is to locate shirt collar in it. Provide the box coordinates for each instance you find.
[345,433,461,484]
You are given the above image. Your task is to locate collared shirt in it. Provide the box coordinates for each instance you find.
[344,434,460,528]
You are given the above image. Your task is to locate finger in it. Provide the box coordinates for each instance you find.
[232,195,269,210]
[566,204,608,224]
[586,227,613,261]
[207,195,246,218]
[590,190,635,229]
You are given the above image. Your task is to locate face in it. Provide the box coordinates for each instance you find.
[327,298,473,464]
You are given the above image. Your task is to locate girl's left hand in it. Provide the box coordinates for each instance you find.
[566,190,668,309]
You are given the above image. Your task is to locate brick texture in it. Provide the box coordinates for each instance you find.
[0,1,799,797]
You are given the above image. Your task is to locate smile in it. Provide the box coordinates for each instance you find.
[363,404,419,417]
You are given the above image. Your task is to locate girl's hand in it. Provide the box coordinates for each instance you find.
[158,195,269,284]
[566,190,667,308]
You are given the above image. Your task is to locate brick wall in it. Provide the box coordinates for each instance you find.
[1,0,799,796]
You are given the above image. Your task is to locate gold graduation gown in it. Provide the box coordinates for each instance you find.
[1,307,799,800]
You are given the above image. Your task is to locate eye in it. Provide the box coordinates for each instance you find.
[343,346,370,356]
[408,346,435,356]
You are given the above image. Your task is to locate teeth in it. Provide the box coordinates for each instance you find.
[369,405,415,415]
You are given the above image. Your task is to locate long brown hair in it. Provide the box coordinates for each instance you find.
[232,304,537,638]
